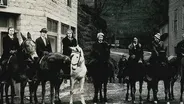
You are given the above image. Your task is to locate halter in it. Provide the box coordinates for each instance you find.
[71,51,82,66]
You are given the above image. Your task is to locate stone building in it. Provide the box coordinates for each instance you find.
[168,0,184,55]
[0,0,78,55]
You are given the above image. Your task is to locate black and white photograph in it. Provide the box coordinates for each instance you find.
[0,0,183,104]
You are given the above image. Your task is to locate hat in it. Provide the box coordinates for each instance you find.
[97,32,104,38]
[154,33,161,40]
[40,28,48,33]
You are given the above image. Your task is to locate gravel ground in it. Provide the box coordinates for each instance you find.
[4,79,182,104]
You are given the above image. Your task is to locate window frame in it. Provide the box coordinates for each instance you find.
[47,18,58,33]
[67,0,72,7]
[173,9,178,34]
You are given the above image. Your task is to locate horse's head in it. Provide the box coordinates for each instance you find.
[22,39,38,59]
[70,46,85,69]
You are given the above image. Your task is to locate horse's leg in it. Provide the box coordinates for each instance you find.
[29,82,34,104]
[80,77,86,104]
[139,80,143,104]
[131,81,136,104]
[41,81,46,104]
[50,82,54,104]
[93,80,98,103]
[180,79,184,104]
[99,84,103,102]
[153,80,158,104]
[164,79,170,104]
[0,83,4,104]
[20,81,27,104]
[55,80,62,104]
[70,78,75,104]
[10,80,15,104]
[125,82,129,101]
[170,79,175,100]
[147,81,151,101]
[5,84,10,104]
[104,80,108,103]
[34,80,39,104]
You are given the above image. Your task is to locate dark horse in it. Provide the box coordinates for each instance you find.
[125,58,146,104]
[146,54,178,104]
[88,45,113,104]
[34,53,70,104]
[0,38,39,104]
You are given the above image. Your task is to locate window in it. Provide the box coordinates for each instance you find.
[0,16,8,27]
[174,9,178,34]
[47,18,58,33]
[67,0,71,7]
[0,0,7,7]
[48,35,57,52]
[61,23,69,34]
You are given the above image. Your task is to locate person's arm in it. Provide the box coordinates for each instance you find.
[152,42,159,56]
[128,43,134,56]
[3,37,9,54]
[35,39,42,57]
[48,39,52,53]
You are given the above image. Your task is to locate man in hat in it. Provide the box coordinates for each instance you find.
[35,28,52,58]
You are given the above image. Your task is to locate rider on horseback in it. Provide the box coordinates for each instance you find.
[150,33,167,65]
[90,32,111,64]
[62,29,77,83]
[176,34,184,79]
[0,27,20,82]
[124,37,144,82]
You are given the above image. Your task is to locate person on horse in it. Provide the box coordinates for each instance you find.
[90,32,111,63]
[124,37,144,81]
[0,27,20,82]
[35,28,52,58]
[62,29,77,83]
[175,34,184,78]
[62,29,77,56]
[150,33,167,65]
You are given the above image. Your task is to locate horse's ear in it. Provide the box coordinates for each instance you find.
[27,32,32,39]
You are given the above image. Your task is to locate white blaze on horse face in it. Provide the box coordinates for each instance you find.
[71,52,80,65]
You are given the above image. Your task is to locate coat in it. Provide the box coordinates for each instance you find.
[128,43,143,62]
[91,41,110,62]
[176,40,184,59]
[35,37,52,58]
[1,35,20,60]
[62,37,77,56]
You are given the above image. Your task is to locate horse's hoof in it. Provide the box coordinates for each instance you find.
[166,102,170,104]
[154,101,158,104]
[140,101,143,104]
[180,102,184,104]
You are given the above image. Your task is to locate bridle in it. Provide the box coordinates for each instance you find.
[70,51,82,66]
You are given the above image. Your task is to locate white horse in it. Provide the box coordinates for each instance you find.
[69,45,87,104]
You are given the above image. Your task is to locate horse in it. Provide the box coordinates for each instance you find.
[19,39,39,104]
[180,56,184,104]
[125,57,146,104]
[69,46,87,104]
[0,34,39,104]
[146,54,178,104]
[88,44,112,104]
[34,52,70,104]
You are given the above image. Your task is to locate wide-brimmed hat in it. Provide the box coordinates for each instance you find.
[154,33,161,40]
[97,32,104,38]
[40,28,48,33]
